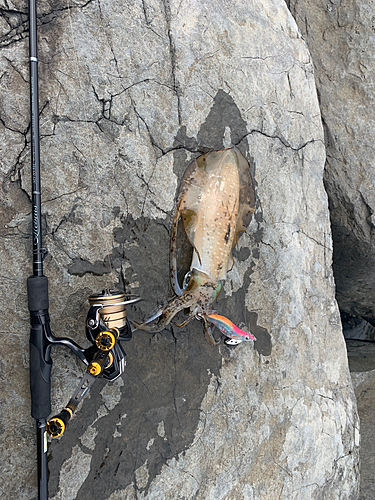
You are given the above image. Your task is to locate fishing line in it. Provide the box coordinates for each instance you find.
[66,0,115,289]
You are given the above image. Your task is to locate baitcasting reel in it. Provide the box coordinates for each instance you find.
[46,289,140,438]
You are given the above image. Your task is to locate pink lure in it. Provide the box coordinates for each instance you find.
[208,314,256,342]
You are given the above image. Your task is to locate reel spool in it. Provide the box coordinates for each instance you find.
[88,289,128,330]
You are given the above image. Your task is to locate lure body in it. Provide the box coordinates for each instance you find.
[136,146,256,344]
[207,314,256,342]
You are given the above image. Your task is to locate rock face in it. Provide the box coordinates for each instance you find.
[287,0,375,321]
[0,0,359,499]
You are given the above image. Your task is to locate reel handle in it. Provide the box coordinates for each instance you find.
[45,346,113,437]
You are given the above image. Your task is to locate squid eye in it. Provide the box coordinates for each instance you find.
[183,271,192,289]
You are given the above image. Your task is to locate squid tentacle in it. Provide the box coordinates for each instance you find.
[175,314,195,328]
[202,314,221,346]
[170,208,183,297]
[135,290,198,333]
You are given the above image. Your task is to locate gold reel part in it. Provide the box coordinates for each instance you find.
[46,406,73,438]
[88,290,127,329]
[88,361,102,376]
[88,351,114,376]
[46,417,65,438]
[106,352,114,369]
[95,330,117,351]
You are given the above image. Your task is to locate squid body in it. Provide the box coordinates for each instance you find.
[135,146,256,344]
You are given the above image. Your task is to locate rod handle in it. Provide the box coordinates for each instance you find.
[28,276,52,420]
[29,331,52,419]
[27,275,49,311]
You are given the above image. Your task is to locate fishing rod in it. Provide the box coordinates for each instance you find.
[27,2,139,498]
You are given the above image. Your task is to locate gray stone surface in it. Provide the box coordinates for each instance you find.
[343,315,375,342]
[0,0,359,499]
[287,0,375,320]
[287,3,375,497]
[347,340,375,373]
[351,370,375,500]
[357,379,375,500]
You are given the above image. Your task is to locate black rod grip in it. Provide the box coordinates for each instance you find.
[30,326,52,420]
[27,275,49,311]
[28,275,52,419]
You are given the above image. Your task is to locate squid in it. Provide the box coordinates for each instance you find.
[135,146,256,345]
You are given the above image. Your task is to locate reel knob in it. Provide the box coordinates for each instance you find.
[95,329,118,351]
[46,407,73,438]
[88,362,102,376]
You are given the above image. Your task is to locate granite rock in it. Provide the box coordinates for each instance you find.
[0,0,358,499]
[287,0,375,320]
